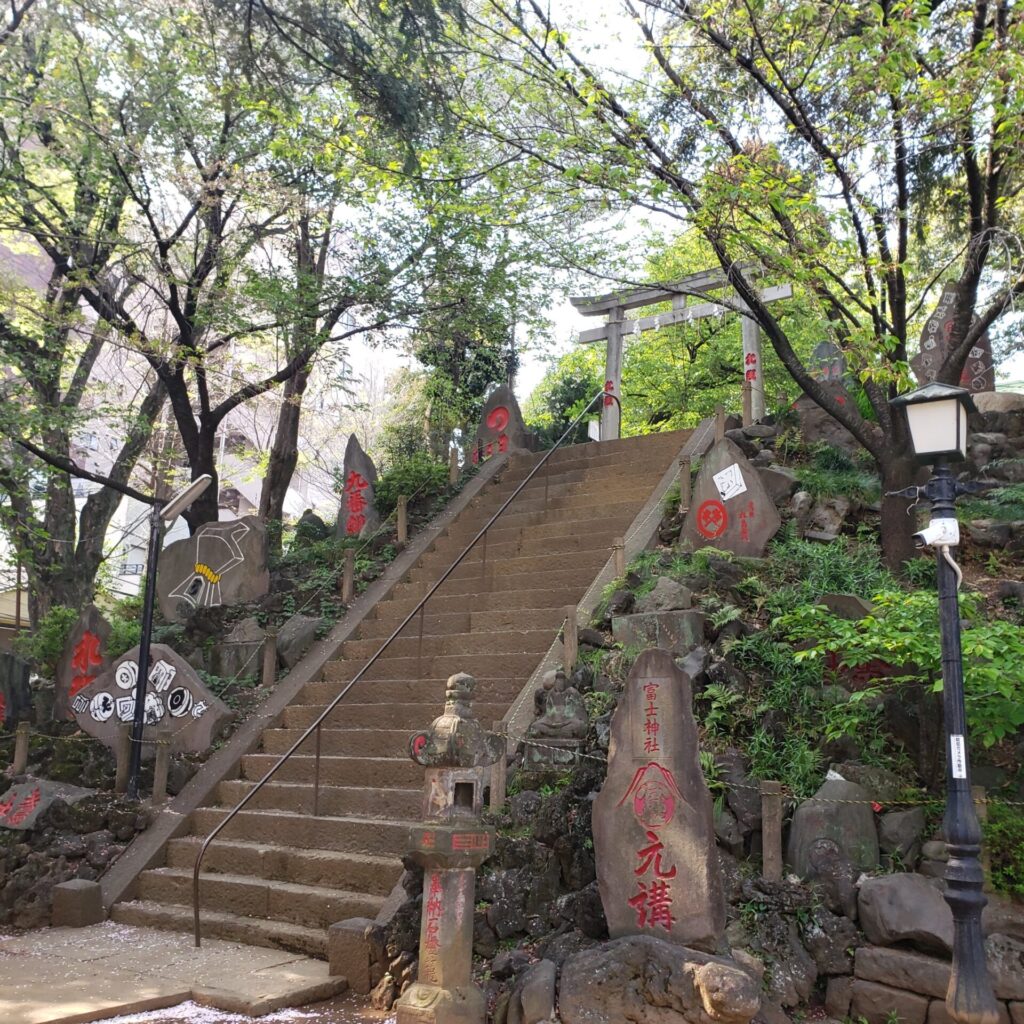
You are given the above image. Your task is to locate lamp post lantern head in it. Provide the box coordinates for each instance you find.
[890,382,976,463]
[161,474,213,524]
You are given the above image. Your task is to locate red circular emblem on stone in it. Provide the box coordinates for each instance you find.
[696,500,728,539]
[486,406,510,432]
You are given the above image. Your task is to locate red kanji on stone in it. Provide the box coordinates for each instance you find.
[6,787,40,827]
[628,880,675,930]
[635,830,677,879]
[745,353,757,365]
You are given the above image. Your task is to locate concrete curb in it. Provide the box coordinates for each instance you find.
[101,452,512,911]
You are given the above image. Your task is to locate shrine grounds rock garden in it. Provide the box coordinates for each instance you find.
[367,410,1024,1023]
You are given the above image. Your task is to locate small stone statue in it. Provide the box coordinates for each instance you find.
[525,669,588,765]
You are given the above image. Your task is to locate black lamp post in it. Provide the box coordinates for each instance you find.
[888,382,998,1024]
[126,474,213,800]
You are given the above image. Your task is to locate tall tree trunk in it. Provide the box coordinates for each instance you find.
[259,365,312,556]
[878,450,920,572]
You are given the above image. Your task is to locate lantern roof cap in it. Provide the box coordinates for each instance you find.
[889,381,977,414]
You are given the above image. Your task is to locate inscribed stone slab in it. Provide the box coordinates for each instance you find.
[54,605,112,721]
[336,434,380,539]
[680,439,781,556]
[472,385,534,464]
[70,643,232,757]
[912,282,994,393]
[0,778,93,830]
[592,648,725,951]
[157,516,270,623]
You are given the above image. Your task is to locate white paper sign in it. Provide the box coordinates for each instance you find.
[713,463,747,502]
[950,734,967,780]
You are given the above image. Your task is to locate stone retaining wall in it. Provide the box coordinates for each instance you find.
[826,945,1024,1024]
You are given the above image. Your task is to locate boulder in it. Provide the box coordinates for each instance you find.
[969,519,1013,547]
[818,593,874,620]
[558,935,761,1024]
[157,516,270,623]
[756,466,799,505]
[473,384,536,463]
[786,776,879,879]
[336,434,380,539]
[790,490,813,520]
[610,610,707,656]
[808,496,852,538]
[54,606,112,721]
[0,779,93,830]
[803,906,861,975]
[879,807,926,865]
[857,874,953,954]
[277,613,325,669]
[635,577,693,614]
[974,392,1024,415]
[850,979,929,1024]
[716,748,761,833]
[508,959,556,1024]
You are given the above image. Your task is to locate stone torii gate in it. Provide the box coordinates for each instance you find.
[570,268,793,440]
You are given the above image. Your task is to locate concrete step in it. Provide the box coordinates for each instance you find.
[300,676,520,705]
[137,867,384,929]
[356,607,567,642]
[340,628,552,661]
[218,778,421,820]
[425,534,616,564]
[481,514,635,547]
[110,899,327,958]
[239,753,421,789]
[322,653,541,684]
[451,498,644,533]
[191,806,409,855]
[281,700,509,730]
[389,571,597,603]
[165,837,402,895]
[261,727,417,758]
[374,588,582,621]
[406,552,607,586]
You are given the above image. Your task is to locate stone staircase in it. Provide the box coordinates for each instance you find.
[110,432,689,956]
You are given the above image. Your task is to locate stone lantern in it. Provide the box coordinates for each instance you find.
[396,672,504,1024]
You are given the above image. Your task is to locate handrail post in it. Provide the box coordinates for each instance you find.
[416,604,426,680]
[448,447,459,486]
[13,721,30,774]
[678,457,691,513]
[613,536,625,578]
[563,605,578,675]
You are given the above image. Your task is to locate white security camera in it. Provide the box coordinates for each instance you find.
[912,518,960,549]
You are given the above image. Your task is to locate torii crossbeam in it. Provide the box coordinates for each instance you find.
[570,267,792,439]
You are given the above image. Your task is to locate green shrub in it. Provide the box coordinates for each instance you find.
[780,590,1024,747]
[375,452,448,518]
[984,803,1024,898]
[14,605,78,677]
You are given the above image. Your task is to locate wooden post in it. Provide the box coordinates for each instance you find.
[14,559,22,632]
[742,381,753,427]
[397,495,408,546]
[563,605,578,675]
[342,547,355,604]
[973,785,992,891]
[760,780,783,882]
[678,457,692,513]
[151,727,171,804]
[261,628,278,688]
[714,404,726,442]
[448,447,459,486]
[12,721,30,774]
[489,721,507,812]
[612,536,626,578]
[114,723,132,795]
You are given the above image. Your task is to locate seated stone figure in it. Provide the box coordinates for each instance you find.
[525,669,588,764]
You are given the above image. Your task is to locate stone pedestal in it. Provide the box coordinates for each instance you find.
[524,736,582,767]
[51,879,104,927]
[395,673,503,1024]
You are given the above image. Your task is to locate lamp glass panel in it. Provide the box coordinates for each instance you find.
[906,397,962,457]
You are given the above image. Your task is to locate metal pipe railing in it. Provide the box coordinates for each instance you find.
[192,389,621,945]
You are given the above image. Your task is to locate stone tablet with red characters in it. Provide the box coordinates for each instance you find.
[54,605,112,721]
[471,385,535,464]
[0,778,93,831]
[681,438,781,557]
[592,648,725,951]
[336,433,380,539]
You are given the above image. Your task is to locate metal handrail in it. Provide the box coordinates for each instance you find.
[192,388,621,945]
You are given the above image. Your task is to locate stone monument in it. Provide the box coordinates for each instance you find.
[157,516,270,624]
[524,668,588,766]
[396,672,504,1024]
[69,643,232,758]
[680,438,781,557]
[0,778,93,830]
[54,605,112,721]
[336,434,380,539]
[471,385,535,464]
[593,648,725,952]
